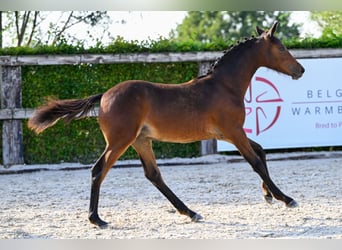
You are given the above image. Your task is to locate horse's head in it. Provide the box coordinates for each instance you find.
[256,21,305,80]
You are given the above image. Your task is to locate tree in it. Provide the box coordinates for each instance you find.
[46,11,109,46]
[0,11,109,48]
[310,11,342,38]
[171,11,301,43]
[14,11,40,47]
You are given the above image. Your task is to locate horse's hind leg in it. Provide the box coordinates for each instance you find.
[88,151,108,227]
[248,139,273,204]
[88,143,130,228]
[132,137,203,222]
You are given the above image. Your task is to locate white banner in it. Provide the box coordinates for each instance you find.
[218,58,342,151]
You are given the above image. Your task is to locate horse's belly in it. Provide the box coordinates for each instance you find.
[140,122,213,143]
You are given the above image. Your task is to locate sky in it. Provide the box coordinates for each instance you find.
[1,11,187,47]
[2,11,320,48]
[102,11,319,40]
[106,11,187,41]
[44,11,188,47]
[290,11,321,37]
[86,11,320,45]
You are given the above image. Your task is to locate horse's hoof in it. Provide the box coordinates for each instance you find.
[286,199,298,208]
[89,215,109,228]
[91,220,109,229]
[264,195,273,204]
[191,213,203,222]
[98,221,109,229]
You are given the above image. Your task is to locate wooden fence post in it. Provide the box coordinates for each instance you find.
[0,66,24,167]
[198,62,217,155]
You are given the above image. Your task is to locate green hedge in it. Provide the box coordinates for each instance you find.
[1,35,342,56]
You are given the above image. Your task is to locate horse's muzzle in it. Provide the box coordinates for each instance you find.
[291,63,305,80]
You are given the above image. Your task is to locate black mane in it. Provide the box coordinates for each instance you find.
[198,37,258,78]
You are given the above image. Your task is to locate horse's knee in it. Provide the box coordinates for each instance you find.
[254,141,263,151]
[250,158,268,177]
[252,143,266,159]
[255,144,265,156]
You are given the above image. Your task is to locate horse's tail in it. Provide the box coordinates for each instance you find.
[28,93,103,134]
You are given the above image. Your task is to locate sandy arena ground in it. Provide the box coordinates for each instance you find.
[0,152,341,239]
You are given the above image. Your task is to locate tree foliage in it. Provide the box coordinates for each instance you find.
[0,11,108,48]
[310,11,342,38]
[171,11,301,43]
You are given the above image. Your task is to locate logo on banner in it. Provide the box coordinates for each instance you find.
[244,76,283,136]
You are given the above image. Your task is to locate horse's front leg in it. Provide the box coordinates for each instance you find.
[228,128,298,208]
[248,139,273,204]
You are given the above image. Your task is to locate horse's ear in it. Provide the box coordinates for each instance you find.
[268,21,279,37]
[256,26,264,36]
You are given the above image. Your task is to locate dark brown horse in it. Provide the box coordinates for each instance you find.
[28,22,304,228]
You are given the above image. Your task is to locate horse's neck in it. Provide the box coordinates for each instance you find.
[211,48,261,99]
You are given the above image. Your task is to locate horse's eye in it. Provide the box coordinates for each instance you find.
[279,46,286,52]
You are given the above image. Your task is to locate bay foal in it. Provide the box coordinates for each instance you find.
[28,22,305,228]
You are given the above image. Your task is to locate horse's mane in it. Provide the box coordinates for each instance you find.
[198,36,258,78]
